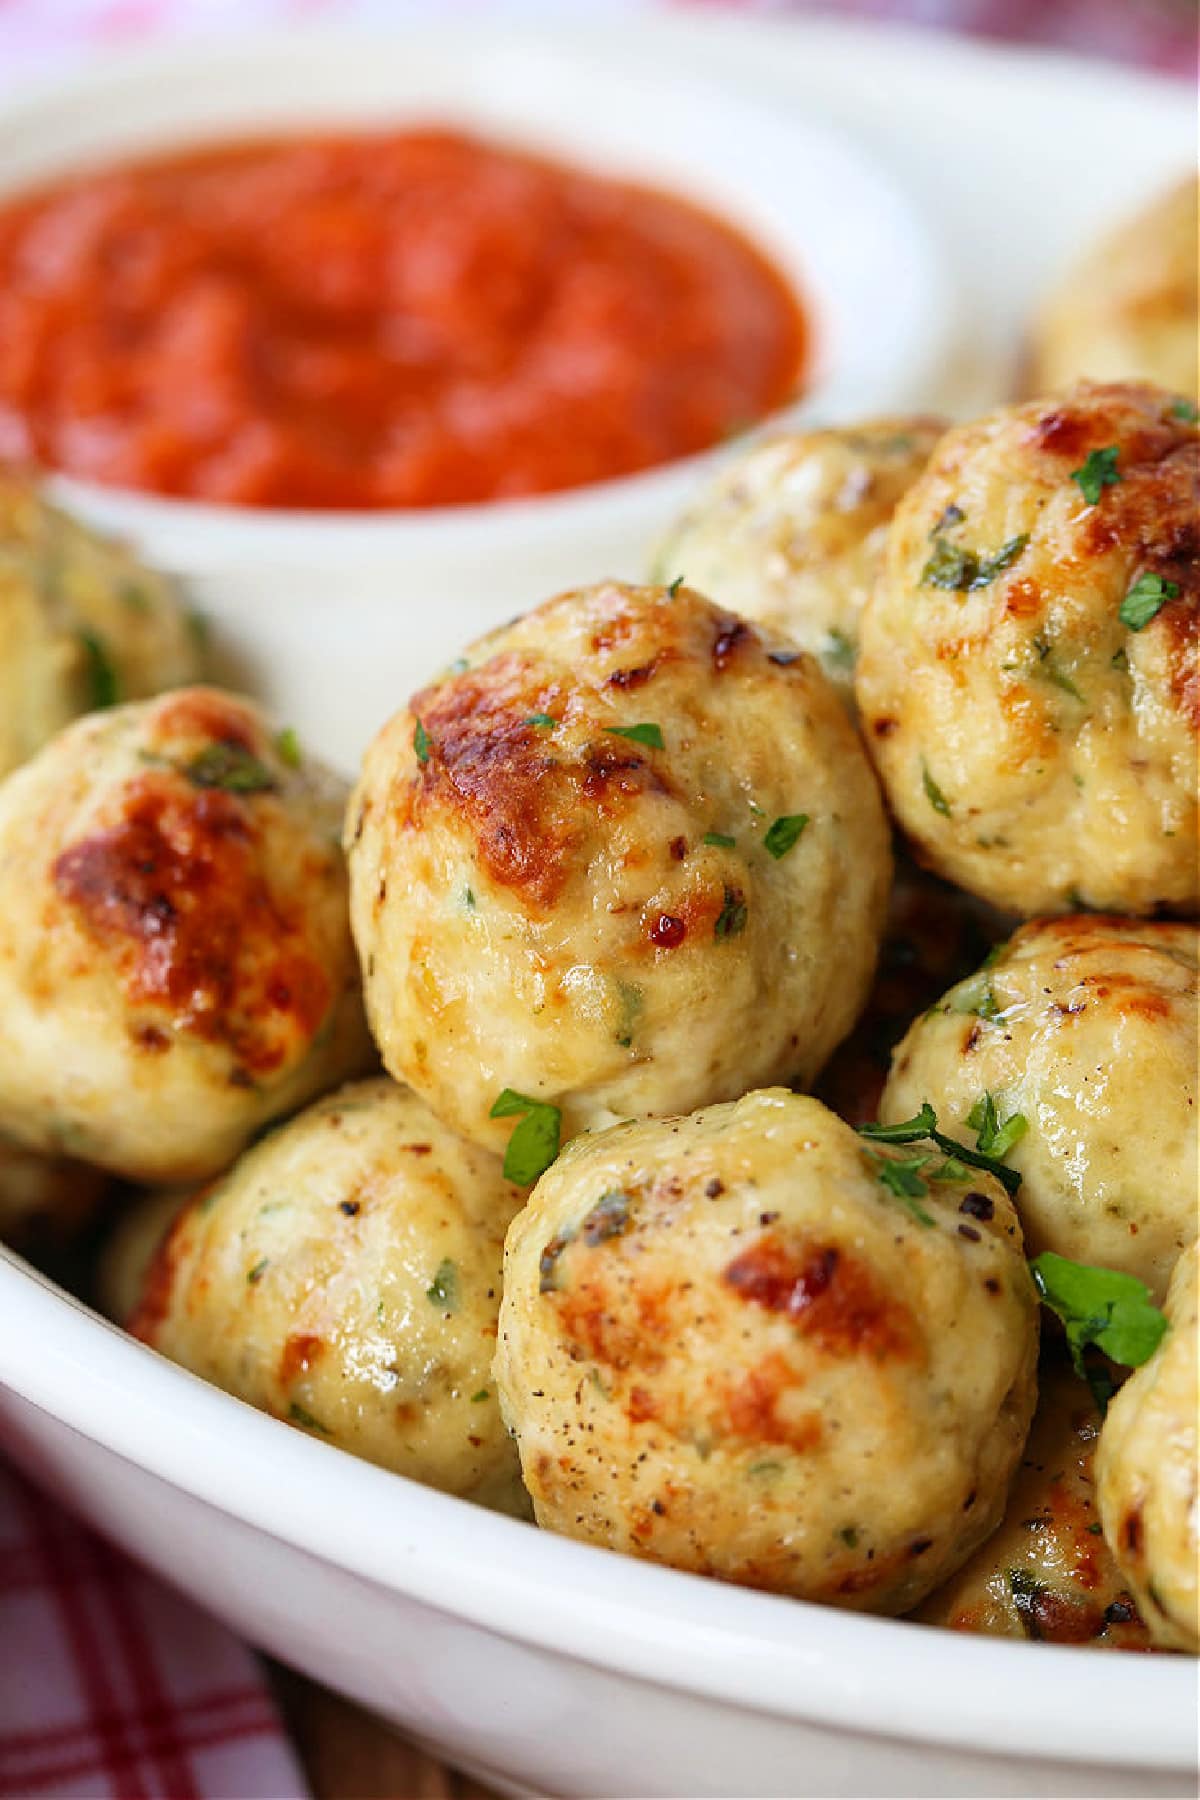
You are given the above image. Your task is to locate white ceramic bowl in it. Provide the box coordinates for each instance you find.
[0,25,952,770]
[1,17,1196,1798]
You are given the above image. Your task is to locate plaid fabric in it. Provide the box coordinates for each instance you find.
[0,1461,307,1799]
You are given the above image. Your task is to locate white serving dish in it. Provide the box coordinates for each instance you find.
[1,16,1196,1798]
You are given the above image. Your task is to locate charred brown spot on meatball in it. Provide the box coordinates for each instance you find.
[151,690,259,755]
[724,1352,822,1453]
[53,776,331,1073]
[722,1235,921,1362]
[279,1332,325,1384]
[126,1203,192,1340]
[606,659,662,691]
[711,614,752,672]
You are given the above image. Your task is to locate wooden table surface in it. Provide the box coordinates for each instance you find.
[270,1668,510,1800]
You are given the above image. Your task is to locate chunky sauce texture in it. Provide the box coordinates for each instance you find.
[0,130,806,509]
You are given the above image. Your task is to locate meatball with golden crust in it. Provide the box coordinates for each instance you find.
[650,418,946,700]
[0,1132,108,1258]
[856,381,1198,916]
[1097,1244,1199,1652]
[917,1356,1153,1649]
[348,582,891,1161]
[494,1089,1038,1612]
[1028,178,1198,400]
[0,470,201,779]
[128,1078,527,1511]
[882,915,1197,1302]
[0,688,372,1184]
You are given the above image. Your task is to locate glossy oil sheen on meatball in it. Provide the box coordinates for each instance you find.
[495,1089,1038,1612]
[882,915,1198,1301]
[1097,1243,1199,1652]
[348,582,891,1158]
[128,1077,527,1511]
[917,1357,1153,1649]
[856,381,1198,915]
[0,471,201,779]
[650,418,946,701]
[0,688,372,1182]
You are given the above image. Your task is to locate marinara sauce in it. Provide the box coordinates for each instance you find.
[0,130,806,509]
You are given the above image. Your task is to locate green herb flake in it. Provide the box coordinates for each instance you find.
[868,1151,937,1226]
[605,722,665,749]
[120,581,152,614]
[524,713,558,729]
[950,969,1002,1022]
[275,726,302,768]
[471,1388,490,1403]
[861,1098,1021,1196]
[921,533,1029,592]
[713,885,748,940]
[922,765,951,816]
[967,1091,1028,1160]
[246,1256,269,1285]
[184,742,277,794]
[1168,397,1199,422]
[288,1401,330,1434]
[614,978,643,1049]
[1120,573,1179,632]
[839,1526,859,1548]
[413,719,431,764]
[77,630,120,710]
[702,831,736,848]
[859,1103,937,1144]
[825,627,856,670]
[463,886,476,909]
[764,812,810,860]
[425,1258,459,1311]
[1030,1251,1168,1410]
[186,609,211,651]
[1071,446,1121,505]
[747,1459,783,1477]
[665,575,685,598]
[490,1088,562,1186]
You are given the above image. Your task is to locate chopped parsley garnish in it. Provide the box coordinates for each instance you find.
[275,726,302,768]
[1168,397,1199,422]
[859,1100,1021,1196]
[1042,663,1085,701]
[921,533,1029,592]
[714,885,748,940]
[968,1091,1028,1160]
[288,1402,330,1434]
[246,1257,269,1285]
[120,581,152,614]
[867,1151,937,1226]
[186,609,210,650]
[839,1526,859,1548]
[77,630,120,710]
[922,764,951,816]
[471,1389,490,1403]
[666,575,685,598]
[425,1258,459,1310]
[1071,446,1121,505]
[413,719,431,763]
[1030,1251,1168,1411]
[702,830,736,848]
[490,1088,562,1186]
[824,627,856,670]
[764,813,810,860]
[524,713,558,729]
[606,722,664,749]
[1120,573,1179,632]
[949,967,1002,1022]
[614,978,643,1048]
[184,742,277,794]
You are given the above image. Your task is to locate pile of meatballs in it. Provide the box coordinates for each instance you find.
[1,365,1197,1648]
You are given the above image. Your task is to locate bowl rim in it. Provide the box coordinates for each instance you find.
[0,1252,1192,1774]
[0,23,954,562]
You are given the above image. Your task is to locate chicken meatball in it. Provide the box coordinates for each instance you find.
[0,688,372,1183]
[349,582,891,1161]
[128,1078,527,1511]
[647,421,949,702]
[0,470,201,780]
[856,381,1198,915]
[649,419,946,701]
[882,916,1197,1301]
[1028,178,1198,400]
[917,1356,1153,1649]
[0,1133,108,1258]
[494,1089,1038,1611]
[1097,1244,1199,1652]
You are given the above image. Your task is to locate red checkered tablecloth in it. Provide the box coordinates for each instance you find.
[0,1462,306,1798]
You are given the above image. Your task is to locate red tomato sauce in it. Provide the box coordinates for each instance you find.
[0,130,807,510]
